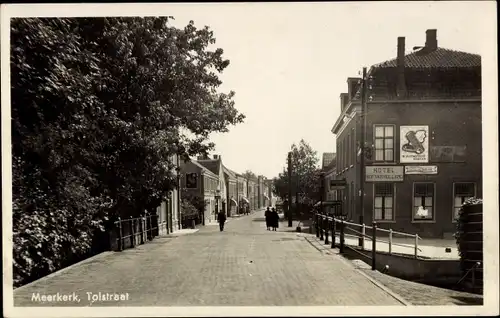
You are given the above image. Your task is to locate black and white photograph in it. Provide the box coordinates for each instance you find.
[1,2,498,317]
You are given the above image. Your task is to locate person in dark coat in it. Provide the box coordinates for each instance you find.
[264,207,271,230]
[217,210,227,231]
[271,207,279,231]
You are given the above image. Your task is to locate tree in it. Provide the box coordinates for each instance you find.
[11,17,244,286]
[241,170,257,180]
[272,140,321,206]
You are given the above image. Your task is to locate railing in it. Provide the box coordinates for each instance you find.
[313,213,422,270]
[112,214,160,252]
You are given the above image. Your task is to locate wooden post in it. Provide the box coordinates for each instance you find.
[139,214,144,245]
[414,234,418,259]
[372,222,377,270]
[389,229,393,255]
[339,220,345,254]
[361,224,366,250]
[315,213,320,238]
[320,216,324,240]
[117,217,123,252]
[331,219,336,248]
[324,219,329,245]
[130,216,135,248]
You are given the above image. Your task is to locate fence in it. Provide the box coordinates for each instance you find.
[109,214,160,252]
[314,213,422,270]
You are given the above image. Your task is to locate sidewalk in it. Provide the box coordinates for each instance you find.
[304,234,482,306]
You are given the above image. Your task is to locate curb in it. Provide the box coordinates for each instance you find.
[303,235,412,306]
[13,251,114,292]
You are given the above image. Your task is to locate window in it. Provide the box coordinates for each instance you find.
[374,125,394,162]
[453,183,476,220]
[374,183,394,221]
[351,128,356,165]
[413,183,435,221]
[347,134,351,167]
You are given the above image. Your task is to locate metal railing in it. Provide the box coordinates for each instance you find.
[113,214,159,252]
[314,213,422,270]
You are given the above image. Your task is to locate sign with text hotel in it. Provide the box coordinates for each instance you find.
[400,125,429,163]
[365,166,404,182]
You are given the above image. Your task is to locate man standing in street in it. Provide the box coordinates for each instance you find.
[218,210,227,232]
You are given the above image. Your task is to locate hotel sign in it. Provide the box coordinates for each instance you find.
[404,165,438,175]
[365,166,404,182]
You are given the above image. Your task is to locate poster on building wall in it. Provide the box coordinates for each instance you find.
[185,173,198,188]
[400,125,429,163]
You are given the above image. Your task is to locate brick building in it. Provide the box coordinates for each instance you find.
[223,165,238,217]
[180,158,220,224]
[331,29,482,238]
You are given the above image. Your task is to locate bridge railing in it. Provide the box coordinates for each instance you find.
[313,213,422,270]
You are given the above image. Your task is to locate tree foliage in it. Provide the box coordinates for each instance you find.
[241,170,257,180]
[272,140,321,206]
[11,17,244,286]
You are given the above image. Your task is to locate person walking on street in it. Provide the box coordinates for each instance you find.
[271,207,279,231]
[265,207,271,231]
[217,210,227,232]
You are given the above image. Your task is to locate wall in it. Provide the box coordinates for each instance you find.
[335,106,361,221]
[344,246,461,283]
[361,100,482,237]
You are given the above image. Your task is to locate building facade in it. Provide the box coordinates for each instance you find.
[223,166,238,217]
[156,154,181,235]
[331,29,482,238]
[180,158,220,224]
[236,173,250,213]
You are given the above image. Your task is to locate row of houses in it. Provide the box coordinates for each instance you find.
[321,29,482,239]
[180,154,276,225]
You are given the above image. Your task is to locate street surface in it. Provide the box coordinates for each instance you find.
[14,210,403,306]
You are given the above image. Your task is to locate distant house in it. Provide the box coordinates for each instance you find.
[222,165,238,217]
[180,157,220,225]
[236,173,250,213]
[197,155,228,217]
[322,152,336,169]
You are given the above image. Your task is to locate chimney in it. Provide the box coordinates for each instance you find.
[425,29,438,51]
[397,36,407,98]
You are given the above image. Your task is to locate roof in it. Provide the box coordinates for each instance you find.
[222,165,237,180]
[190,160,218,178]
[197,159,220,176]
[373,47,481,69]
[322,153,336,168]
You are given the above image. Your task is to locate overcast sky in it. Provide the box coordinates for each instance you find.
[160,1,494,179]
[3,2,496,179]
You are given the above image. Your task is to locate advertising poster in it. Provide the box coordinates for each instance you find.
[400,125,429,163]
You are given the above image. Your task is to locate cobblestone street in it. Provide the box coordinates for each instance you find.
[14,210,403,307]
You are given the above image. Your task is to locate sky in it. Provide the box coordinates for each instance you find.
[3,2,496,180]
[159,2,494,179]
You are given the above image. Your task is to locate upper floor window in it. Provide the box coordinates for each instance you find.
[413,183,435,221]
[453,182,476,221]
[374,125,394,162]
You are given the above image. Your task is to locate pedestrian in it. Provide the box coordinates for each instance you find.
[217,210,227,232]
[265,207,271,230]
[271,207,279,231]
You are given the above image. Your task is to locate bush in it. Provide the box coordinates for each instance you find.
[454,197,483,277]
